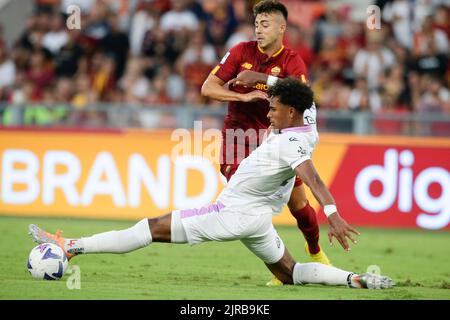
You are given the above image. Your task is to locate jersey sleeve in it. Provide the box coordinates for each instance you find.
[211,42,245,83]
[279,133,311,170]
[285,53,309,84]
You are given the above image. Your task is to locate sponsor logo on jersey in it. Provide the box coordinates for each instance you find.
[271,66,281,76]
[254,83,269,91]
[241,62,253,70]
[289,137,299,142]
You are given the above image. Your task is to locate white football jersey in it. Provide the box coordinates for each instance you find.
[217,125,315,216]
[303,102,319,149]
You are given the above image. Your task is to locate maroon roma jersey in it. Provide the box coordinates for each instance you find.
[212,41,308,135]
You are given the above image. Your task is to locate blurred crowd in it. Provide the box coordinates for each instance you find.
[0,0,449,130]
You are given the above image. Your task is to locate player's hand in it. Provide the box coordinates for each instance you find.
[327,212,360,251]
[240,90,268,102]
[228,70,266,87]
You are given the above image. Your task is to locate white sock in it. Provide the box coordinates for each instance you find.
[64,219,152,255]
[293,262,353,287]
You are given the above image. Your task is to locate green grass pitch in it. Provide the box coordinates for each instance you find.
[0,216,449,300]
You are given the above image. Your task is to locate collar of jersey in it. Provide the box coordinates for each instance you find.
[257,44,285,59]
[281,126,313,133]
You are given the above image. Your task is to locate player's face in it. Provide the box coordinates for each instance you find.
[267,96,293,130]
[254,13,286,50]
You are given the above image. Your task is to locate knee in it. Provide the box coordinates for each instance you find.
[288,187,308,212]
[288,197,308,212]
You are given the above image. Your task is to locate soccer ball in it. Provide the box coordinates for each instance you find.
[27,243,68,280]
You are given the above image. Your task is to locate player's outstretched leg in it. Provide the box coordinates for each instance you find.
[267,247,394,289]
[293,263,394,289]
[28,216,160,260]
[28,212,180,261]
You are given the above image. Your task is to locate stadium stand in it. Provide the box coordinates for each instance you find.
[0,0,448,134]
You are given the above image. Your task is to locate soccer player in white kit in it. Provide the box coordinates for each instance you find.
[29,79,393,289]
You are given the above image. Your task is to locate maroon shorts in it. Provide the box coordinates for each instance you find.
[220,136,251,181]
[220,163,239,182]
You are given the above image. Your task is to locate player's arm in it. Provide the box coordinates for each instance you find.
[201,42,268,102]
[227,53,309,88]
[201,73,268,102]
[294,160,360,251]
[227,70,273,87]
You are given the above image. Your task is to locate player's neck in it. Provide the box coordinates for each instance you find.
[259,40,284,58]
[292,120,305,128]
[281,119,304,130]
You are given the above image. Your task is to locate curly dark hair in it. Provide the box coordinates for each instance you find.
[253,0,288,21]
[267,78,314,114]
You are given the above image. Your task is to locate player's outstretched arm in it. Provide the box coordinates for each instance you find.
[295,160,360,251]
[227,70,270,87]
[201,73,268,102]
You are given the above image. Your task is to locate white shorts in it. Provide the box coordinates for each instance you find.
[172,202,285,264]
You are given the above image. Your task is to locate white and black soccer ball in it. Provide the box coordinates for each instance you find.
[27,243,68,280]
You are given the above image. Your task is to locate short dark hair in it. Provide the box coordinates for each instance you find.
[253,0,288,21]
[267,78,314,114]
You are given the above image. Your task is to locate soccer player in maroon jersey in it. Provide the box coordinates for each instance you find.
[201,1,332,286]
